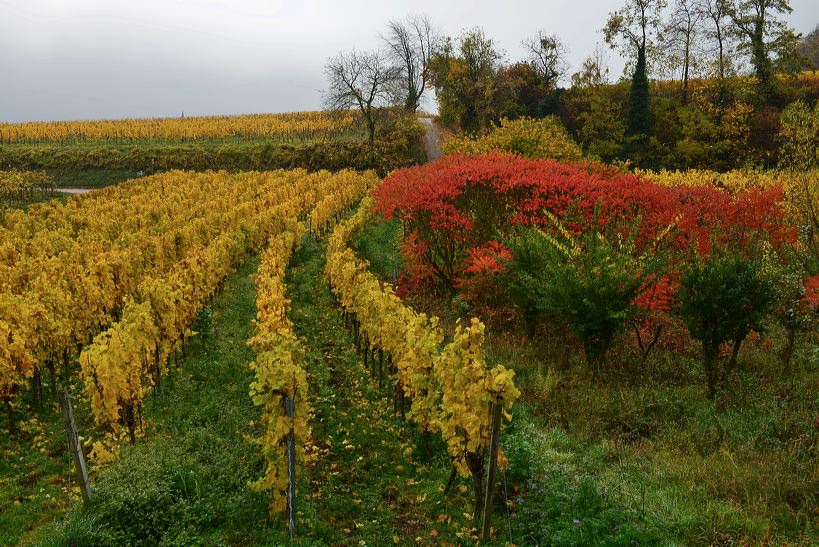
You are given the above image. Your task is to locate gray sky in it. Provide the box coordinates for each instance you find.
[1,0,817,122]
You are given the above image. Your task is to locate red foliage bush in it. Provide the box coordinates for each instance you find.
[373,152,795,291]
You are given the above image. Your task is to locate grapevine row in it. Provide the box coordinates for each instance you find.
[0,169,56,203]
[0,170,362,430]
[247,170,378,515]
[0,111,358,144]
[325,196,520,512]
[2,170,298,420]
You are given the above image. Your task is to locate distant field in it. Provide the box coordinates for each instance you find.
[0,111,423,184]
[0,111,365,145]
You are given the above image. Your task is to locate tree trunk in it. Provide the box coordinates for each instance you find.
[703,342,719,400]
[466,451,485,522]
[32,367,43,411]
[366,115,376,146]
[4,398,16,435]
[682,36,690,104]
[62,347,71,386]
[47,359,57,398]
[443,463,458,495]
[726,333,746,375]
[781,326,796,373]
[124,404,137,445]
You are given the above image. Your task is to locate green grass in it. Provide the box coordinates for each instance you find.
[47,168,141,189]
[33,257,272,545]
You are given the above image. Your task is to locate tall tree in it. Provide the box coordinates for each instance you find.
[604,0,667,138]
[522,31,569,89]
[697,0,734,99]
[430,28,503,133]
[324,50,398,145]
[727,0,796,98]
[664,0,702,102]
[798,24,819,70]
[383,15,439,112]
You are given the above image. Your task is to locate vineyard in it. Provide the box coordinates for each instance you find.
[5,0,819,541]
[1,105,817,546]
[0,111,359,144]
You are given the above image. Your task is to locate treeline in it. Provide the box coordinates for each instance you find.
[422,0,818,170]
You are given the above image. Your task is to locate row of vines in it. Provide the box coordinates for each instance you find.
[246,169,378,515]
[325,196,521,518]
[0,111,359,144]
[0,169,56,205]
[0,169,369,456]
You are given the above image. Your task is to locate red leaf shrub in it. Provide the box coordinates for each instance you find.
[373,153,795,290]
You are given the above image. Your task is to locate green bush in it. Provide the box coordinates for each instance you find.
[676,250,778,399]
[503,214,668,373]
[778,99,819,170]
[511,468,657,545]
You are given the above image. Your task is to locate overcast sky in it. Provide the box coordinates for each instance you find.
[1,0,817,122]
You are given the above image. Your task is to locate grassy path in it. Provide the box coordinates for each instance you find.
[39,257,279,545]
[286,236,477,545]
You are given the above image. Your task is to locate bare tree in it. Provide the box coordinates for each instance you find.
[324,50,399,145]
[571,43,612,88]
[698,0,733,83]
[522,31,569,89]
[383,15,439,112]
[664,0,702,102]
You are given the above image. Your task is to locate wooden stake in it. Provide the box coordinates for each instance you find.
[481,403,503,543]
[60,389,92,505]
[285,395,297,537]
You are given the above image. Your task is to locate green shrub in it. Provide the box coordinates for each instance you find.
[676,250,778,399]
[511,468,657,545]
[778,99,819,170]
[503,214,669,373]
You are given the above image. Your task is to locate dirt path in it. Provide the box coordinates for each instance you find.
[419,117,443,162]
[57,188,94,195]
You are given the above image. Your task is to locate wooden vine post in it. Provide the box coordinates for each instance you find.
[285,395,297,537]
[481,402,503,543]
[60,388,93,505]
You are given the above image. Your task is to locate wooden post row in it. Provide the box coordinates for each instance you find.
[61,388,93,505]
[481,403,503,544]
[285,395,297,538]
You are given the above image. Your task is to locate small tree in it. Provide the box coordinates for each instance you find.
[503,213,670,373]
[676,250,776,399]
[429,28,503,133]
[324,50,399,145]
[571,43,612,88]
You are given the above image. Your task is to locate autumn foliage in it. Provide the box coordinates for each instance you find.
[373,152,794,292]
